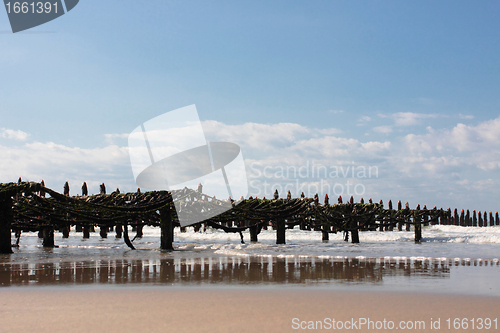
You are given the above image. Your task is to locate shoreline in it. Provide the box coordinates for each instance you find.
[1,287,499,332]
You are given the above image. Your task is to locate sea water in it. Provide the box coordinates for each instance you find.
[1,225,500,295]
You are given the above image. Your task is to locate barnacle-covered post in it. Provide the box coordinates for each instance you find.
[160,204,174,250]
[0,191,13,254]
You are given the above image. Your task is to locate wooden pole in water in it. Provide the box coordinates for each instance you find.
[496,212,499,226]
[472,210,477,227]
[61,181,70,238]
[249,223,260,242]
[99,225,108,238]
[379,199,385,231]
[489,212,494,227]
[350,208,360,244]
[0,196,13,254]
[83,225,90,238]
[478,211,483,227]
[388,200,394,231]
[160,207,173,250]
[43,226,55,248]
[115,224,123,238]
[414,204,422,243]
[397,200,403,231]
[276,218,286,244]
[422,205,428,227]
[483,211,488,227]
[405,202,411,231]
[322,194,329,241]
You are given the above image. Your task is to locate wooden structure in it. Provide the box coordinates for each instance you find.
[1,181,499,254]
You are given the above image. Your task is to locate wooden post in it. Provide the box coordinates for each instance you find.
[478,211,483,227]
[414,204,422,243]
[276,219,286,244]
[422,205,429,226]
[115,224,123,238]
[43,226,55,248]
[388,200,393,231]
[379,199,384,231]
[135,223,144,238]
[489,212,494,227]
[460,209,465,227]
[99,226,108,238]
[0,196,13,254]
[472,210,477,227]
[322,225,329,241]
[484,211,488,227]
[496,212,499,226]
[397,200,403,231]
[466,209,471,226]
[61,225,70,238]
[160,207,174,250]
[405,202,411,231]
[83,225,90,238]
[249,224,259,242]
[350,207,359,244]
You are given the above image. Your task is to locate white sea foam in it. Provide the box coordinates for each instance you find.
[11,225,500,261]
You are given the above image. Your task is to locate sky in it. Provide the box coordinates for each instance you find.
[1,0,500,213]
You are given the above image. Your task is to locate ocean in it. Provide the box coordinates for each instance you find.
[2,225,500,296]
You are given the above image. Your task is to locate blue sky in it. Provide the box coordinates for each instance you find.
[1,1,500,212]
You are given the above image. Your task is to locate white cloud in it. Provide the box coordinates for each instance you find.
[1,128,29,141]
[357,116,372,126]
[1,116,500,211]
[373,125,393,134]
[393,112,439,126]
[329,110,344,114]
[459,114,474,120]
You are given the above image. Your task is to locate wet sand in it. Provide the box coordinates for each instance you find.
[1,288,499,332]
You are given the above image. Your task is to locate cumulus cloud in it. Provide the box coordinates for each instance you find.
[2,116,500,211]
[0,140,131,194]
[1,128,29,141]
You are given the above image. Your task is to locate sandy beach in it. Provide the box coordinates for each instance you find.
[1,288,499,332]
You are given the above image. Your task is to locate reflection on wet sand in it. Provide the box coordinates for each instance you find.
[0,256,463,286]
